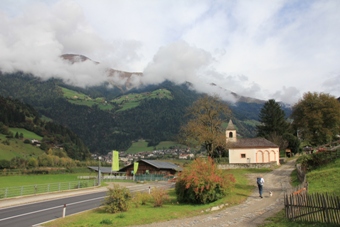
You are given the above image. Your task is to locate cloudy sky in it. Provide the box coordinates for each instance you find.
[0,0,339,104]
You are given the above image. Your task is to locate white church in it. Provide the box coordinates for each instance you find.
[225,120,280,165]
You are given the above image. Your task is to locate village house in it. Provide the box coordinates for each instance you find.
[226,120,280,165]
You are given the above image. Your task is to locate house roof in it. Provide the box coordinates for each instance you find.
[87,166,123,174]
[226,137,279,149]
[119,159,182,172]
[88,160,183,174]
[140,159,182,171]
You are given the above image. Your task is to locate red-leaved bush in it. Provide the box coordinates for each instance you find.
[175,157,235,204]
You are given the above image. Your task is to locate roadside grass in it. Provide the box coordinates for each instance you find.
[43,168,272,227]
[0,172,95,187]
[260,157,340,227]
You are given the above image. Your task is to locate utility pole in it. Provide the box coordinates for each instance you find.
[98,159,101,186]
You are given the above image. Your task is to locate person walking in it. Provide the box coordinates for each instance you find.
[257,176,264,198]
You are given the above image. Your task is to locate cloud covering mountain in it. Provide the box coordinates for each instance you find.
[0,0,340,104]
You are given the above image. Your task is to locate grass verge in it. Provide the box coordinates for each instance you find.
[260,157,340,227]
[43,168,271,227]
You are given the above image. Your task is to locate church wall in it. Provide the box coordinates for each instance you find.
[229,148,257,164]
[229,148,280,165]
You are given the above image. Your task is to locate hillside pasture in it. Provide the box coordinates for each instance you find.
[60,86,114,110]
[112,89,173,111]
[60,86,89,100]
[60,86,173,112]
[115,101,140,111]
[9,128,42,140]
[0,134,44,160]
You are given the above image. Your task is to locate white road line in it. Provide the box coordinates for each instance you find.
[0,196,105,222]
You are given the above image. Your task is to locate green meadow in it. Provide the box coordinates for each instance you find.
[112,89,173,111]
[0,134,44,160]
[60,86,173,112]
[9,128,43,140]
[0,172,95,188]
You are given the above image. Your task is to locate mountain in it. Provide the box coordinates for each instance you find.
[0,55,292,155]
[0,95,91,160]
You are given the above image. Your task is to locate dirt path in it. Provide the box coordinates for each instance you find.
[131,160,296,227]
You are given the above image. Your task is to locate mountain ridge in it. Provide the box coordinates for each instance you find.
[60,54,269,104]
[0,57,292,154]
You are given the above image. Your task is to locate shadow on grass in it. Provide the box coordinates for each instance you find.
[234,183,255,191]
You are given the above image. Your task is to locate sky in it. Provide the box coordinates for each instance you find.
[0,0,340,104]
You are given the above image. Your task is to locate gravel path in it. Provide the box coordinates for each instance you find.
[131,160,296,227]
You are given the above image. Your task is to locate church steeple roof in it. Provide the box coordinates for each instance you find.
[226,119,236,130]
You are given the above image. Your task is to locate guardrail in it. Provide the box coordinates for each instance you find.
[0,179,97,199]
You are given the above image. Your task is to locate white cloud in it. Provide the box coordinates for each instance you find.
[0,0,339,104]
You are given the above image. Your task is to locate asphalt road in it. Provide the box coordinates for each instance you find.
[0,182,173,227]
[0,191,105,227]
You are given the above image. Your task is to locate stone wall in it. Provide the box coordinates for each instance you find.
[218,161,277,169]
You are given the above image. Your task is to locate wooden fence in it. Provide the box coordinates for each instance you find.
[284,193,340,225]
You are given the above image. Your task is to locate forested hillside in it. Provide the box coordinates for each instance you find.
[0,95,91,160]
[0,72,292,154]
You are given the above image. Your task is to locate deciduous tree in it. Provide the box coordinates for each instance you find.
[291,92,340,146]
[179,95,231,157]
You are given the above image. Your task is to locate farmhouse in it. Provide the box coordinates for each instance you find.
[226,120,280,165]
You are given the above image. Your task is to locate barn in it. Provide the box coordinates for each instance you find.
[119,159,182,176]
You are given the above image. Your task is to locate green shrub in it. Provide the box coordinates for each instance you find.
[99,219,113,225]
[116,214,126,219]
[132,191,150,208]
[175,157,235,204]
[298,151,339,171]
[150,187,169,207]
[102,184,131,213]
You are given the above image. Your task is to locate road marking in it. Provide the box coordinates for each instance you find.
[0,196,105,222]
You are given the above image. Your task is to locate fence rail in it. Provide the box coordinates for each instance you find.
[0,179,97,199]
[284,193,340,225]
[0,174,172,199]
